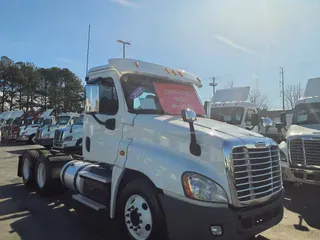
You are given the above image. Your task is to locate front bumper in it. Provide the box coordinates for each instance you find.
[159,190,284,240]
[282,162,320,185]
[35,138,53,147]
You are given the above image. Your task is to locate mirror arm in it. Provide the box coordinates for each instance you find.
[189,122,201,156]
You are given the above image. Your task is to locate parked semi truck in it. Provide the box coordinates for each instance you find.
[18,58,283,240]
[17,109,55,144]
[280,77,320,185]
[53,114,83,153]
[0,110,24,140]
[35,112,79,148]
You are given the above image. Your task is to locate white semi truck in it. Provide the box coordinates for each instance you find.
[280,77,320,185]
[18,58,283,240]
[17,109,55,144]
[35,112,79,148]
[53,114,83,153]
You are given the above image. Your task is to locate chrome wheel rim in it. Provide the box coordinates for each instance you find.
[37,163,46,188]
[124,194,152,240]
[22,157,30,180]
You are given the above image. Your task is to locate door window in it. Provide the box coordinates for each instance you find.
[245,109,256,126]
[99,78,119,115]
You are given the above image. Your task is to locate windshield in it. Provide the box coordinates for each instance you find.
[211,107,244,125]
[6,118,13,124]
[73,115,83,125]
[292,102,320,125]
[43,118,52,126]
[121,75,205,116]
[35,118,44,125]
[12,118,22,125]
[57,116,70,125]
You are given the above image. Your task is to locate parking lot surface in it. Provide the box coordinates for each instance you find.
[0,143,320,240]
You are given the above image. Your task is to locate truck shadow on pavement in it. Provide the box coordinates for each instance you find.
[283,184,320,231]
[0,183,124,240]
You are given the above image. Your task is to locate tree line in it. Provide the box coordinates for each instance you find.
[0,56,84,113]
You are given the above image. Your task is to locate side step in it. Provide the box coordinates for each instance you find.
[78,171,111,184]
[72,194,107,211]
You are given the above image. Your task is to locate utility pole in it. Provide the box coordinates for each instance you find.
[86,25,91,75]
[280,67,285,111]
[209,77,218,101]
[117,40,131,58]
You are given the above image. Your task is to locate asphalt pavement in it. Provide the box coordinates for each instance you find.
[0,142,319,240]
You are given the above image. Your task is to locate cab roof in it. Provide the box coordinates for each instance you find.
[296,96,320,105]
[87,58,202,87]
[212,101,257,109]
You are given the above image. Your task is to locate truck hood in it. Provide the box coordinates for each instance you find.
[287,124,320,136]
[134,115,265,147]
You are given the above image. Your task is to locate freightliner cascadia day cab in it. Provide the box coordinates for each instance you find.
[280,77,320,185]
[17,59,284,240]
[35,112,79,148]
[17,109,55,144]
[0,110,24,140]
[53,114,83,153]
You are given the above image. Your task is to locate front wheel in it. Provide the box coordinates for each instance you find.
[118,179,167,240]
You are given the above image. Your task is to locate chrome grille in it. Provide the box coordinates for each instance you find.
[54,129,64,141]
[290,138,320,166]
[232,146,282,203]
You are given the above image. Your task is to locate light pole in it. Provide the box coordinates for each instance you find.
[117,40,131,58]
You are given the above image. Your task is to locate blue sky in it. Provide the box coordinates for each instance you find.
[1,0,320,109]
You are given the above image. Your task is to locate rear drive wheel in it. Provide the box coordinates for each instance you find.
[35,155,64,196]
[21,150,39,188]
[118,179,167,240]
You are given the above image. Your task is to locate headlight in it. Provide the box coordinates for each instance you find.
[280,149,287,162]
[64,136,73,141]
[182,172,228,203]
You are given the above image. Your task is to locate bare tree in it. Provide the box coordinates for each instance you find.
[285,83,303,110]
[249,89,270,110]
[224,80,234,89]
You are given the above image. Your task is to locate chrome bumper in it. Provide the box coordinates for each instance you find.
[282,163,320,185]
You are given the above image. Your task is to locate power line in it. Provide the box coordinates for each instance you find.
[209,76,218,101]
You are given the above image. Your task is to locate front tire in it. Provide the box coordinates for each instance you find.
[21,150,40,188]
[118,179,167,240]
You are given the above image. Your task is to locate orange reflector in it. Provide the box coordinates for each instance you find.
[135,62,139,67]
[172,69,177,75]
[165,67,170,73]
[196,77,201,82]
[120,150,125,156]
[179,71,184,77]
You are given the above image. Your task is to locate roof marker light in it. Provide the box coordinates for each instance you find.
[135,62,139,67]
[165,67,170,73]
[196,77,201,82]
[172,69,177,75]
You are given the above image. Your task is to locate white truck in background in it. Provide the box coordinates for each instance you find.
[280,77,320,185]
[17,58,283,240]
[209,86,260,132]
[53,114,83,153]
[35,112,79,148]
[17,109,56,144]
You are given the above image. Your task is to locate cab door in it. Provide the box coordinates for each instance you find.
[84,71,124,165]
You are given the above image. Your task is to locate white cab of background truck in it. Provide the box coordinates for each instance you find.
[210,86,259,132]
[53,114,83,152]
[280,77,320,185]
[18,58,283,240]
[36,112,79,148]
[17,109,55,144]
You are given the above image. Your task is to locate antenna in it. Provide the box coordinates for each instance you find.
[86,25,91,75]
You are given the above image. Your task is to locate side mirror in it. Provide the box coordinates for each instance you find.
[251,113,259,126]
[181,109,197,123]
[85,84,100,113]
[280,112,287,126]
[70,119,74,125]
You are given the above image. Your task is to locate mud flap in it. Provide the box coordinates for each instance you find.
[17,155,22,177]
